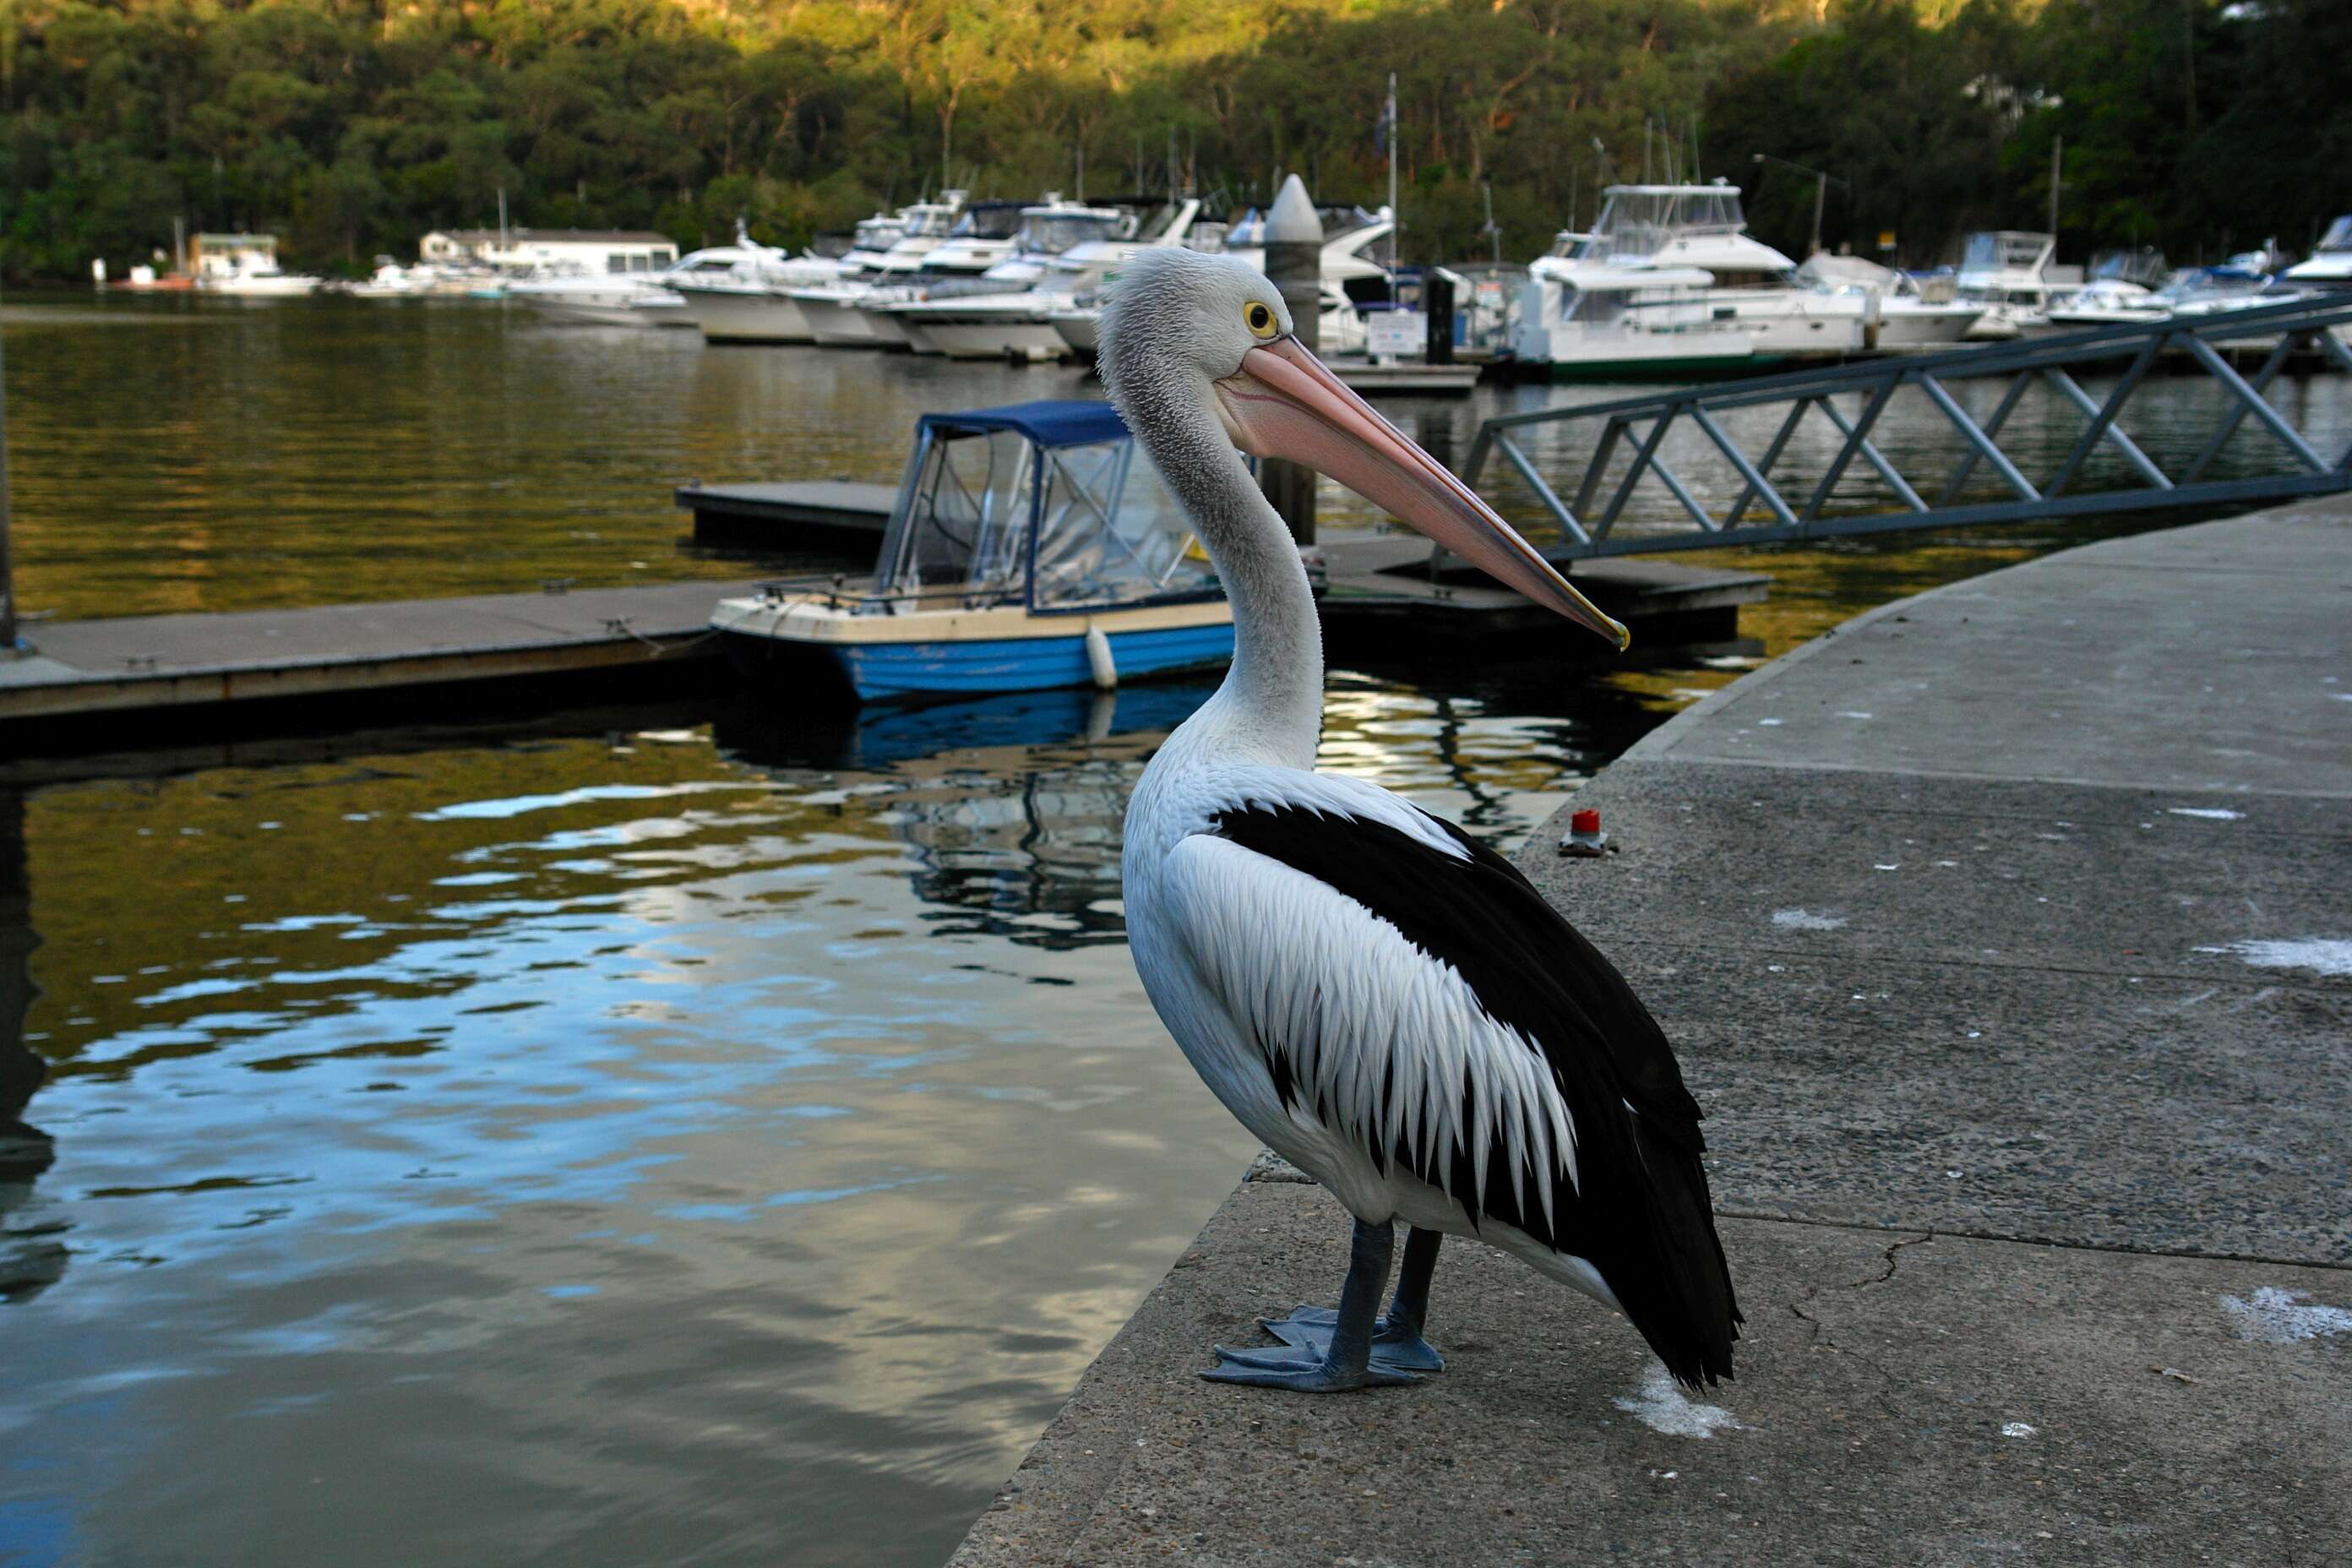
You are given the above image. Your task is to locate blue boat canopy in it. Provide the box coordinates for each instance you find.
[921,400,1130,450]
[876,400,1215,610]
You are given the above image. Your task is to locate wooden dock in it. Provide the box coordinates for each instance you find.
[1,549,1767,746]
[1317,534,1767,643]
[0,580,755,735]
[675,480,897,547]
[1329,359,1484,397]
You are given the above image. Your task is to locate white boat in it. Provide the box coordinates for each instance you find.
[1954,231,2083,340]
[2034,248,2171,334]
[2280,216,2352,291]
[852,199,1048,351]
[883,199,1195,361]
[1512,267,1755,378]
[507,267,683,326]
[711,400,1235,700]
[670,226,866,343]
[196,259,323,297]
[1795,253,1984,346]
[792,195,968,348]
[1516,183,1937,372]
[1044,204,1391,362]
[342,258,434,298]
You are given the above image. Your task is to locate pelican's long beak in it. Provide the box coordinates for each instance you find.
[1213,335,1630,651]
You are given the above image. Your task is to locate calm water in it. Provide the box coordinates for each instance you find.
[3,295,2345,1566]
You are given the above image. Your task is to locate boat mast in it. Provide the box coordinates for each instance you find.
[1386,74,1400,267]
[0,297,15,656]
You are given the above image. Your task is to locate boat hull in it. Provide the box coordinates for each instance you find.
[830,621,1234,698]
[520,298,657,327]
[917,318,1071,361]
[682,288,814,344]
[798,291,910,348]
[713,594,1233,700]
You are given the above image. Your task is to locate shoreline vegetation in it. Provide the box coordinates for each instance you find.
[0,0,2343,284]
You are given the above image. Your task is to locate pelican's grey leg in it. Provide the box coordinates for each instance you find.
[1205,1218,1420,1391]
[1258,1226,1446,1372]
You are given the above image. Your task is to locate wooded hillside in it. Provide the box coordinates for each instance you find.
[1,0,2344,280]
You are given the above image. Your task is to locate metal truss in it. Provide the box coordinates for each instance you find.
[1459,294,2352,562]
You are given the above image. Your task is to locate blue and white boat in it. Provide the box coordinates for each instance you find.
[710,400,1236,701]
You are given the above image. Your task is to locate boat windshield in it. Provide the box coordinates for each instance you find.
[874,426,1213,607]
[2316,215,2352,253]
[900,207,958,240]
[1578,188,1745,262]
[1961,232,2050,275]
[952,205,1028,241]
[1021,213,1123,254]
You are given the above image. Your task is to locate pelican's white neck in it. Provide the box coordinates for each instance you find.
[1121,373,1323,767]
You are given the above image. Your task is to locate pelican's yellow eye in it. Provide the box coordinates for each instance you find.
[1244,301,1277,338]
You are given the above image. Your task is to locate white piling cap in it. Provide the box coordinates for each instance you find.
[1266,174,1323,244]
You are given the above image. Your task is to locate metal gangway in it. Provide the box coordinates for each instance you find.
[1462,293,2352,560]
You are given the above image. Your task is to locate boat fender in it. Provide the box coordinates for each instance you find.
[1085,623,1119,690]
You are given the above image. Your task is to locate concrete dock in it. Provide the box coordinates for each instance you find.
[945,494,2351,1565]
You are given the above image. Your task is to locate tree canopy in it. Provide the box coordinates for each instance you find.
[1,0,2344,281]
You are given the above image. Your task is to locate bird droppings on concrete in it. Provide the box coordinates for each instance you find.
[1610,1364,1745,1439]
[2200,938,2352,977]
[2166,807,2244,820]
[1771,908,1846,930]
[2221,1287,2352,1343]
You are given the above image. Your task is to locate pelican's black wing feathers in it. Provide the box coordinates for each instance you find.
[1206,799,1741,1386]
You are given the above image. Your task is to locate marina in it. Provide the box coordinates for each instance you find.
[5,0,2351,1551]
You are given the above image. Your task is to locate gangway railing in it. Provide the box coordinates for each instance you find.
[1460,293,2352,561]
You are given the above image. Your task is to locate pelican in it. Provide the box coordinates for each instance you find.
[1102,248,1740,1394]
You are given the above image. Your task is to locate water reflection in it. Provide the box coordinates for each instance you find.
[0,640,1672,1565]
[0,788,64,1305]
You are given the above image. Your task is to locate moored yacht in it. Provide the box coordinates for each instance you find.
[1795,253,1984,346]
[2033,248,2171,335]
[1046,204,1392,361]
[1516,182,1941,373]
[1954,231,2082,340]
[885,198,1200,361]
[851,200,1044,351]
[2279,216,2352,291]
[791,194,967,348]
[671,221,874,344]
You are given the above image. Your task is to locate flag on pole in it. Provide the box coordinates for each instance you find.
[1375,80,1396,154]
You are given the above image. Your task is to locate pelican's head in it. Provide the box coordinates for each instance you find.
[1101,248,1628,651]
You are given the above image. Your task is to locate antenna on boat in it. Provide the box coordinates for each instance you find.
[1386,74,1400,266]
[0,286,19,657]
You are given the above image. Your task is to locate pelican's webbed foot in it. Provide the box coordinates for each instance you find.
[1203,1343,1420,1391]
[1199,1218,1433,1394]
[1256,1304,1446,1373]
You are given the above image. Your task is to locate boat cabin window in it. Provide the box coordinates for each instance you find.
[1962,232,2050,274]
[1021,213,1122,254]
[1584,188,1745,263]
[1030,441,1213,608]
[874,418,1217,609]
[879,427,1037,600]
[954,205,1028,241]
